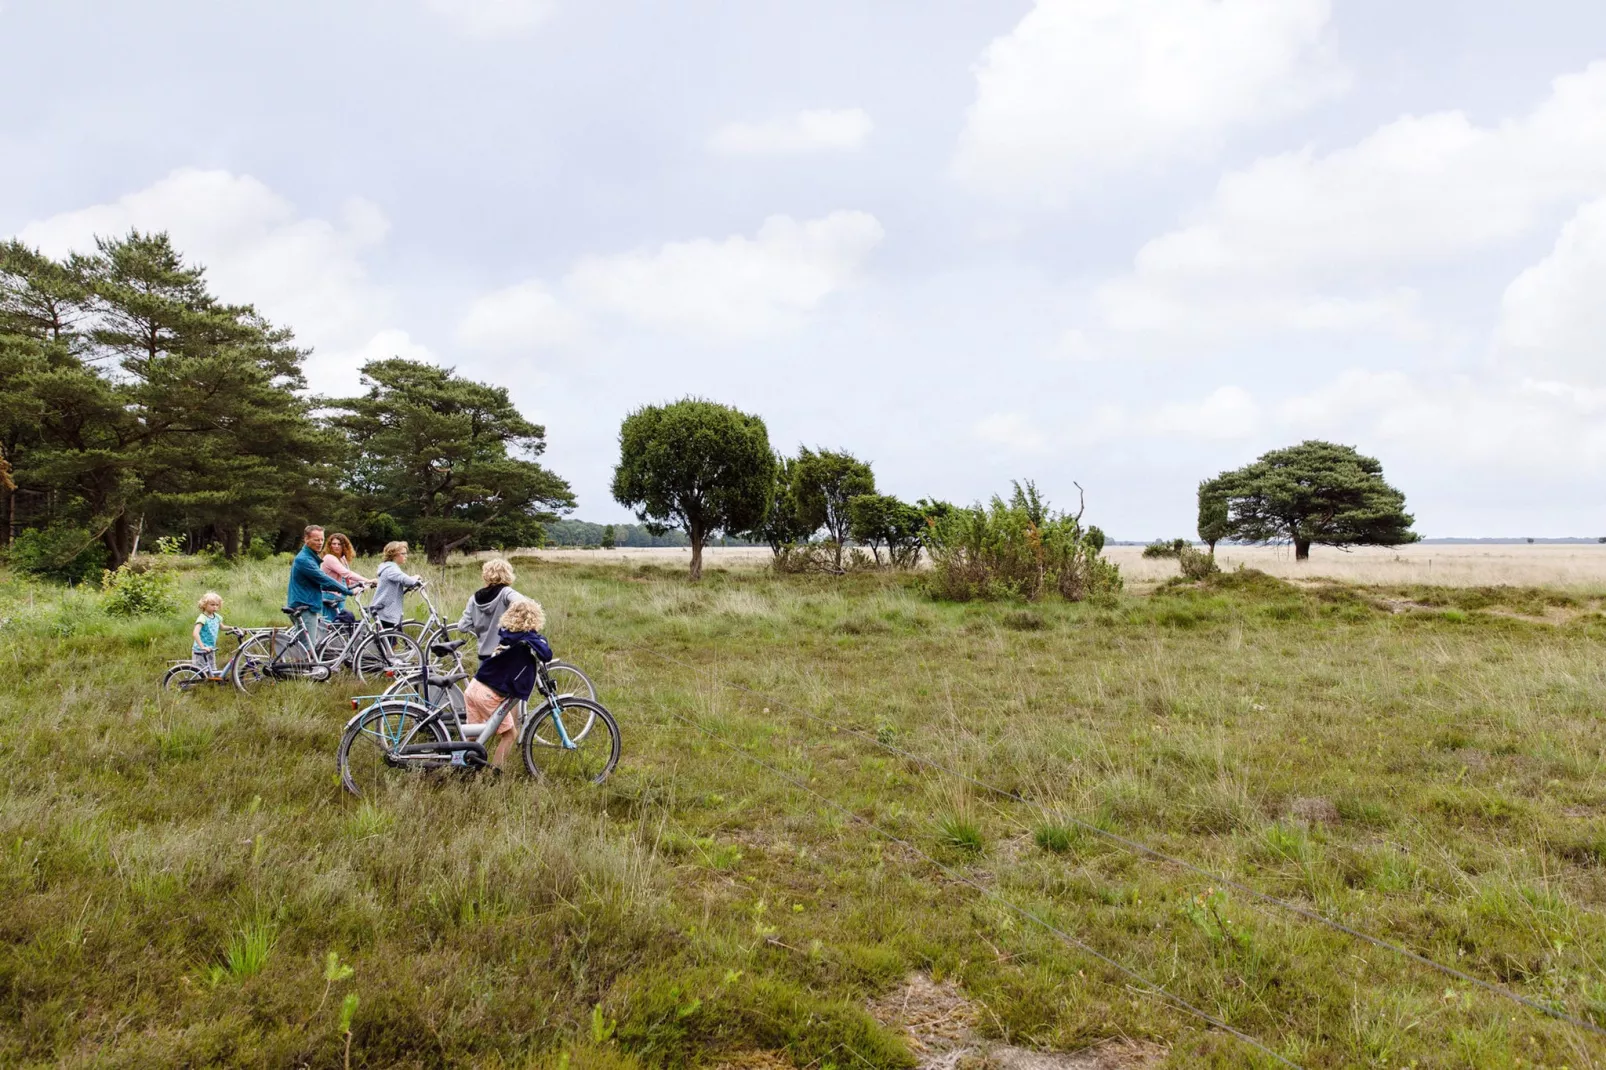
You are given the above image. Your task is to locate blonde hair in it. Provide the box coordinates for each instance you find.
[481,558,515,586]
[326,533,355,563]
[500,598,545,633]
[197,591,222,612]
[382,541,409,562]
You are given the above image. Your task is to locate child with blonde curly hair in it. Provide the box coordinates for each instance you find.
[462,597,551,768]
[192,592,224,676]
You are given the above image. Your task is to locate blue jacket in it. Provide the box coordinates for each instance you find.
[286,545,351,612]
[472,630,553,701]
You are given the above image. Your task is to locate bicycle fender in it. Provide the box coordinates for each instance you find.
[344,699,433,733]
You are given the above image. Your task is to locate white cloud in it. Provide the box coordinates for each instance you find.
[708,108,873,156]
[973,412,1050,453]
[1497,195,1606,384]
[1274,369,1606,471]
[546,210,883,340]
[422,0,554,38]
[1098,62,1606,337]
[457,280,584,352]
[1143,386,1260,438]
[954,0,1343,202]
[17,168,407,394]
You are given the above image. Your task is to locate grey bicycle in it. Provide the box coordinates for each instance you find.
[337,659,620,798]
[233,595,423,695]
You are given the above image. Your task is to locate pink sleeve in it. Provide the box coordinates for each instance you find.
[322,555,359,584]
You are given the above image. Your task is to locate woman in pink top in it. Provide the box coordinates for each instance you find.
[321,533,371,619]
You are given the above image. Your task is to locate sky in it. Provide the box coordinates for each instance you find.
[4,0,1605,538]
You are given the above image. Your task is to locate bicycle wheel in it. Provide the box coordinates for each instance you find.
[338,702,450,798]
[163,664,209,692]
[353,630,424,683]
[520,698,620,785]
[543,662,598,740]
[231,633,282,695]
[319,622,358,672]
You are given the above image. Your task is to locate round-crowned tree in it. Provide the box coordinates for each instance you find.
[611,398,775,580]
[1209,440,1416,560]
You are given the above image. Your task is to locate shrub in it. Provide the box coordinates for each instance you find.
[7,525,108,585]
[244,536,275,560]
[1178,545,1220,581]
[772,542,845,574]
[1143,538,1187,559]
[925,481,1122,603]
[101,562,177,616]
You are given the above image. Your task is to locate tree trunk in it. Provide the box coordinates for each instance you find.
[689,528,705,581]
[222,525,240,560]
[1294,538,1311,561]
[427,536,448,567]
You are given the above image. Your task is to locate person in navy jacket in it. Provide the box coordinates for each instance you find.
[462,598,552,767]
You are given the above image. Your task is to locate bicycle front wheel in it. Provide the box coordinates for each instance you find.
[353,631,424,684]
[543,662,598,740]
[520,698,620,785]
[338,703,450,798]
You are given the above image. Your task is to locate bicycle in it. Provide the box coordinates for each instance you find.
[379,641,602,741]
[162,627,264,691]
[232,596,423,695]
[337,658,620,798]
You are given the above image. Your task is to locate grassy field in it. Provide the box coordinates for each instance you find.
[2,555,1605,1068]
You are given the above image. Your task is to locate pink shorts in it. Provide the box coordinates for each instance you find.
[463,680,516,736]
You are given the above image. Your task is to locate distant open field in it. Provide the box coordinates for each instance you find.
[3,558,1605,1068]
[527,542,1606,590]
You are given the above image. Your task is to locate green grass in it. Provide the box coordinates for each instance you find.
[2,556,1606,1067]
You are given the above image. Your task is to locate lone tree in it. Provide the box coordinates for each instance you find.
[611,398,775,580]
[1196,479,1231,554]
[331,358,575,565]
[792,446,874,569]
[1209,440,1416,560]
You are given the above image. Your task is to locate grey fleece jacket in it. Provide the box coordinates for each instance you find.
[456,585,524,657]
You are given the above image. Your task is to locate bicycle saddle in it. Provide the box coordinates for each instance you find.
[429,639,466,655]
[426,671,471,686]
[280,607,297,616]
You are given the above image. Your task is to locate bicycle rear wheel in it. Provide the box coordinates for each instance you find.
[520,698,620,785]
[353,631,424,683]
[338,703,450,798]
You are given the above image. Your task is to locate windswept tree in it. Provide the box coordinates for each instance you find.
[1209,441,1416,560]
[792,447,874,568]
[331,358,575,565]
[1197,479,1230,554]
[611,398,775,580]
[748,453,814,553]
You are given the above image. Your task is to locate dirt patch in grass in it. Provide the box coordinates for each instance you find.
[867,974,1166,1070]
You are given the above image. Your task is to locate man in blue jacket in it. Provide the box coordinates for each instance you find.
[287,525,352,651]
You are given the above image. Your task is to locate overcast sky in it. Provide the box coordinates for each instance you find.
[5,0,1605,538]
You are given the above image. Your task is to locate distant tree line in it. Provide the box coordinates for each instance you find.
[541,519,758,549]
[0,233,573,580]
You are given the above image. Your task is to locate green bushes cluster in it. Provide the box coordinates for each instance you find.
[100,562,177,616]
[925,481,1120,602]
[6,524,108,584]
[1143,538,1188,559]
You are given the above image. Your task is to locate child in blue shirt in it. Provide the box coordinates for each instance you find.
[192,592,224,676]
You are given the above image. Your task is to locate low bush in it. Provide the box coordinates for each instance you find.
[1178,545,1220,580]
[6,524,108,585]
[101,561,177,616]
[924,481,1122,603]
[1143,538,1188,559]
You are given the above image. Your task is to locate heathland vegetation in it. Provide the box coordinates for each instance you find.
[4,556,1605,1067]
[7,229,1603,1068]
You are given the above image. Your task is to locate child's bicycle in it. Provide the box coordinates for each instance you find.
[337,659,620,798]
[162,627,263,691]
[380,637,601,735]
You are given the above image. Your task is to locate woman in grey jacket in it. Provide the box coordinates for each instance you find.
[371,541,424,627]
[456,557,525,657]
